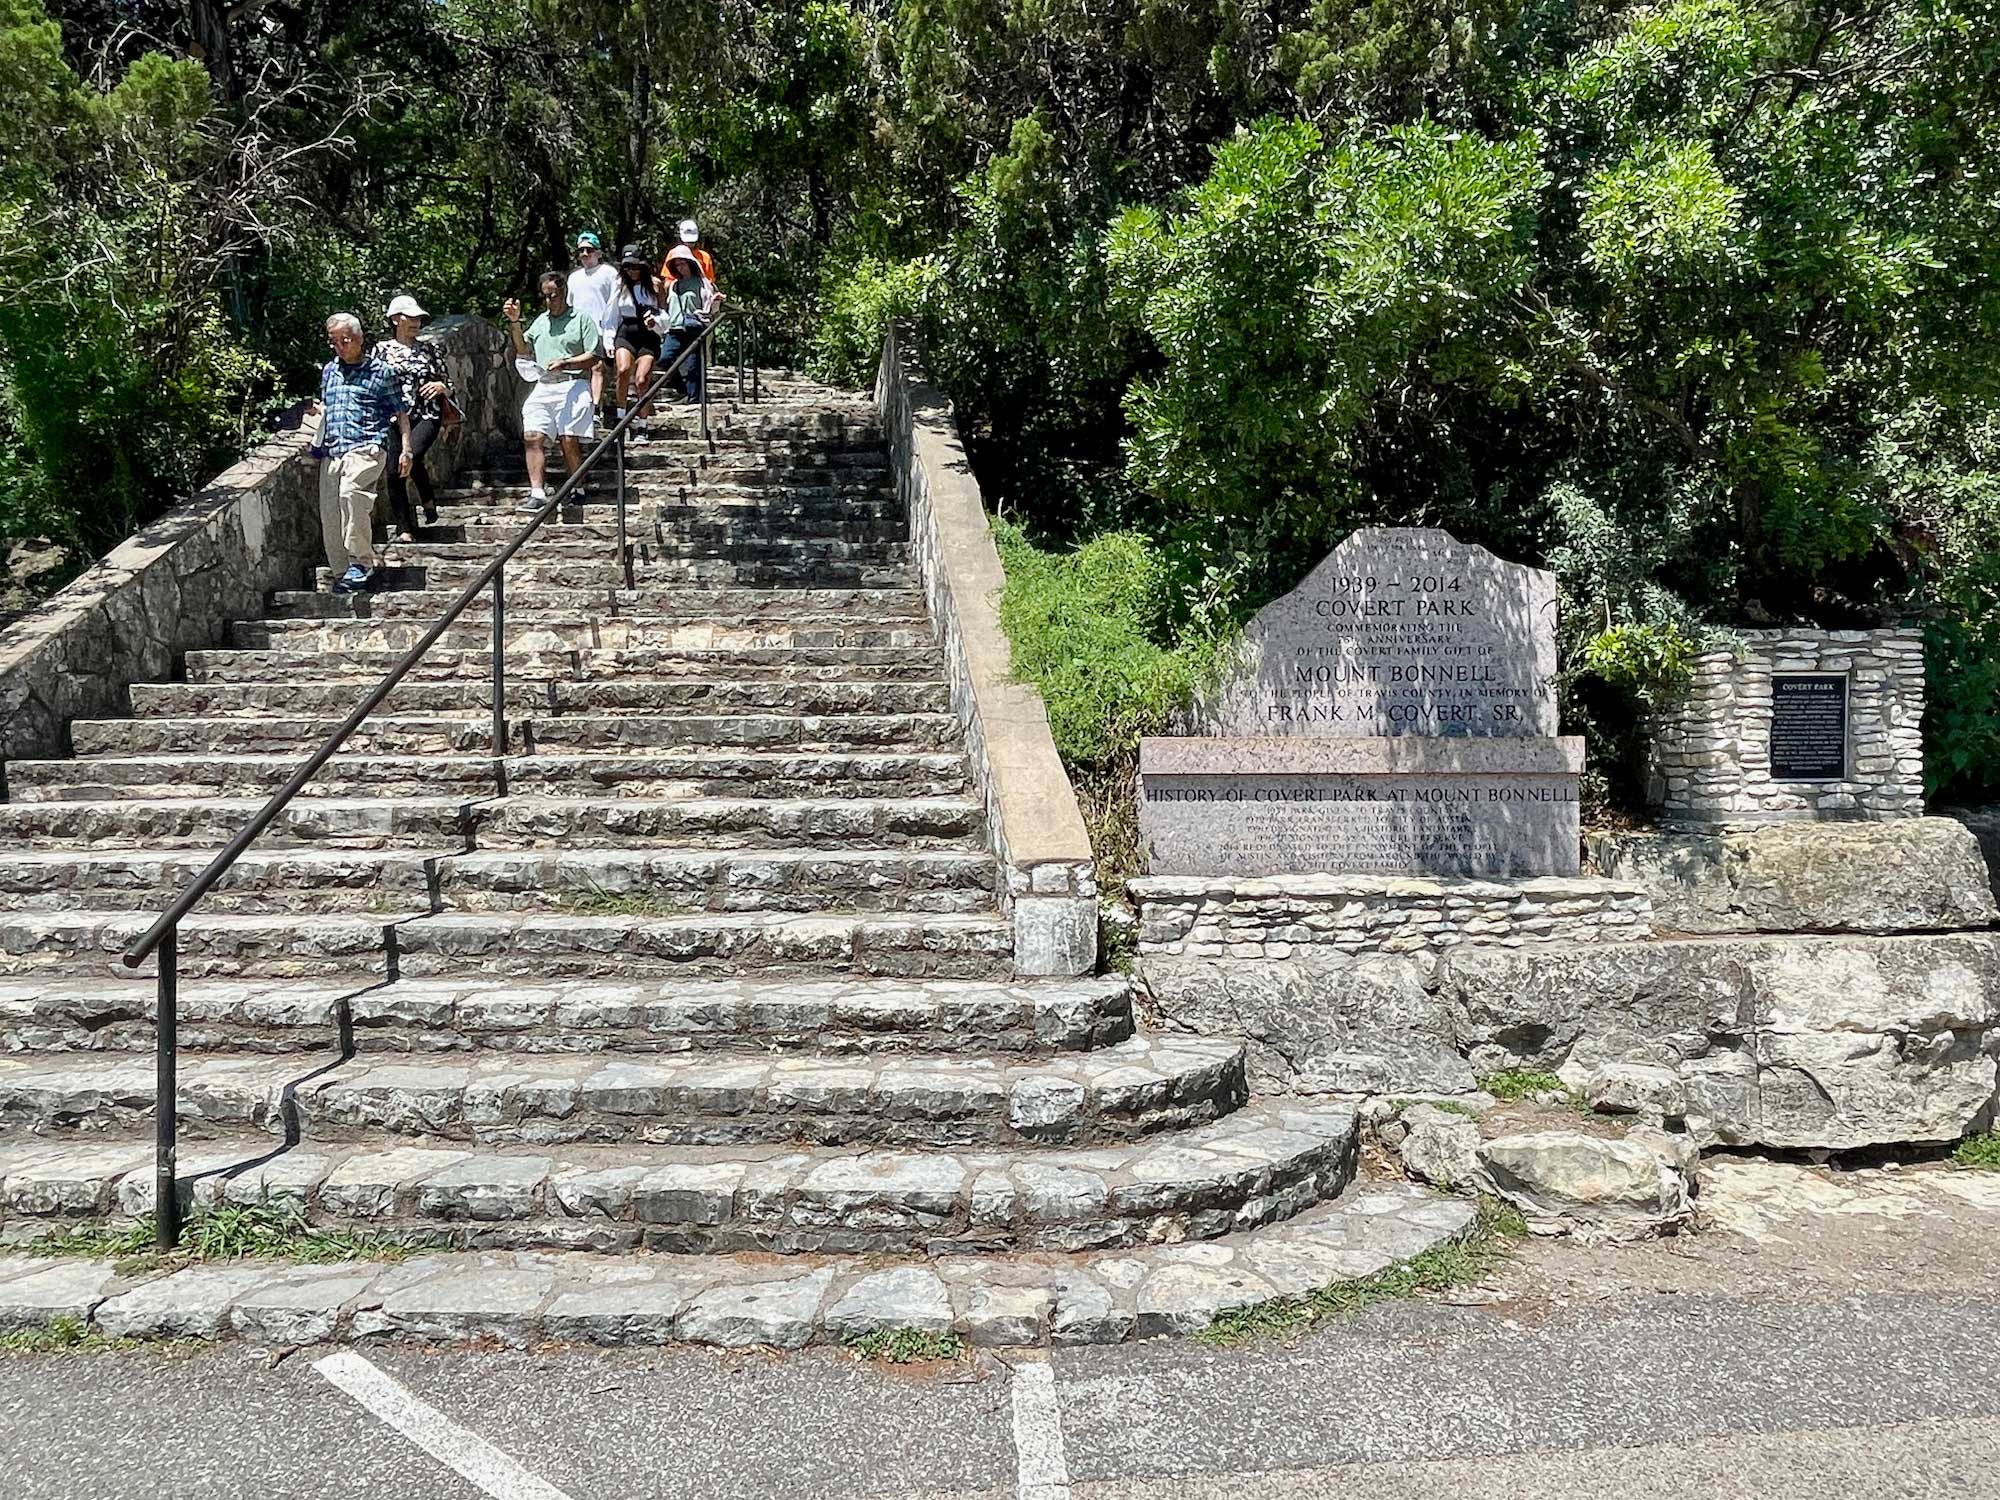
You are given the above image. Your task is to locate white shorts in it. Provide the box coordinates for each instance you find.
[521,378,594,438]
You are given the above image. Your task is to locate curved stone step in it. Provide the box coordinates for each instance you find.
[1,1180,1472,1348]
[0,793,983,851]
[229,617,933,653]
[70,712,964,757]
[11,751,972,804]
[129,678,950,721]
[0,1097,1341,1257]
[0,975,1133,1057]
[183,645,946,683]
[0,908,1015,981]
[261,587,929,623]
[0,843,997,914]
[0,1033,1244,1151]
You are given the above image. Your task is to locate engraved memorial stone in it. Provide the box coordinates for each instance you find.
[1141,527,1582,879]
[1191,527,1558,738]
[1769,674,1849,782]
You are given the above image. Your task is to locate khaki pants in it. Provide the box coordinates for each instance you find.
[319,447,385,575]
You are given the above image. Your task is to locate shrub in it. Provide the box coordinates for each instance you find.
[807,255,937,388]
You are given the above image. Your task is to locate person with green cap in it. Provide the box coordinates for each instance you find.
[566,230,620,420]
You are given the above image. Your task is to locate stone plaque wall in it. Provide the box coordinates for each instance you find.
[1190,527,1558,738]
[1647,629,1924,825]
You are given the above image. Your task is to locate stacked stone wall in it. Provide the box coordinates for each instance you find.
[1132,874,1652,961]
[1648,628,1925,824]
[0,316,512,776]
[875,324,1097,976]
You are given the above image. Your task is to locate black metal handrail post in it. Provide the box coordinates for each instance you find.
[123,312,736,1248]
[616,427,631,591]
[490,567,506,754]
[154,925,179,1250]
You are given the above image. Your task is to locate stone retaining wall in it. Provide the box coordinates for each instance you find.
[1647,628,1925,824]
[0,315,513,775]
[1130,874,1652,961]
[876,324,1097,977]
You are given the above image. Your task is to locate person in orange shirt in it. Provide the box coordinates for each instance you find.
[670,218,717,284]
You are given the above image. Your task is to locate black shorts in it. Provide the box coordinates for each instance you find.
[614,319,661,358]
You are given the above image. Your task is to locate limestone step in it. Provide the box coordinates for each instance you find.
[0,1181,1474,1348]
[127,676,950,720]
[8,754,970,804]
[0,975,1133,1057]
[183,645,946,683]
[422,502,905,539]
[228,617,934,653]
[357,538,913,567]
[0,793,983,851]
[0,844,996,913]
[259,588,929,624]
[0,908,1015,980]
[0,1034,1243,1151]
[0,1096,1339,1256]
[70,712,964,757]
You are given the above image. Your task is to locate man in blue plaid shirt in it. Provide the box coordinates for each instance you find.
[314,312,411,593]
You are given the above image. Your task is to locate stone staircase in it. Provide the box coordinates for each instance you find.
[0,371,1468,1346]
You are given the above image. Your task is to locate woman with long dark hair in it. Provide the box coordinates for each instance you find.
[611,244,665,440]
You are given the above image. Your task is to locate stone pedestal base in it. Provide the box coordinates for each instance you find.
[1138,735,1584,879]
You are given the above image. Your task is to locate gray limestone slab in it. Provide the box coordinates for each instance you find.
[229,1263,379,1345]
[823,1266,952,1336]
[354,1255,556,1346]
[0,1260,121,1331]
[677,1267,836,1350]
[95,1264,281,1339]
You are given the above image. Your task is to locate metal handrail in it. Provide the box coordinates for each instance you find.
[123,304,753,1247]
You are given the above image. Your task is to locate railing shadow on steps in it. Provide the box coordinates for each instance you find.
[118,309,759,1250]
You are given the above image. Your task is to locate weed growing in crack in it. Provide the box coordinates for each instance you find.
[1477,1069,1577,1105]
[1952,1133,2000,1169]
[0,1317,145,1356]
[1198,1223,1516,1348]
[841,1327,965,1363]
[28,1201,439,1268]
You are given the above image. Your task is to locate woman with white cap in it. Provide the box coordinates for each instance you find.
[371,294,454,539]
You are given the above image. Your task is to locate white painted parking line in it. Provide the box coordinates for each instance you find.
[313,1349,577,1500]
[1010,1354,1073,1500]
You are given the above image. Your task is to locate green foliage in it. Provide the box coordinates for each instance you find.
[1580,622,1700,709]
[0,1315,140,1355]
[1477,1068,1569,1102]
[994,521,1209,768]
[1198,1224,1513,1347]
[840,1327,964,1363]
[1951,1133,2000,1170]
[808,256,937,387]
[30,1201,436,1266]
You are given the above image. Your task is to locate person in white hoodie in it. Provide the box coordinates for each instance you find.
[565,230,621,420]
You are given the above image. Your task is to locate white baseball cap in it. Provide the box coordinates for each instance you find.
[386,293,429,321]
[679,219,700,244]
[513,356,545,382]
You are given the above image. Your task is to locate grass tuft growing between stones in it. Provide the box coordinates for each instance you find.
[1477,1069,1572,1104]
[560,885,696,917]
[1390,1097,1479,1118]
[0,1316,139,1356]
[1198,1213,1516,1349]
[28,1201,439,1269]
[840,1327,965,1364]
[1951,1132,2000,1169]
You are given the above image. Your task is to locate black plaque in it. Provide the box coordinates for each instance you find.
[1770,675,1848,781]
